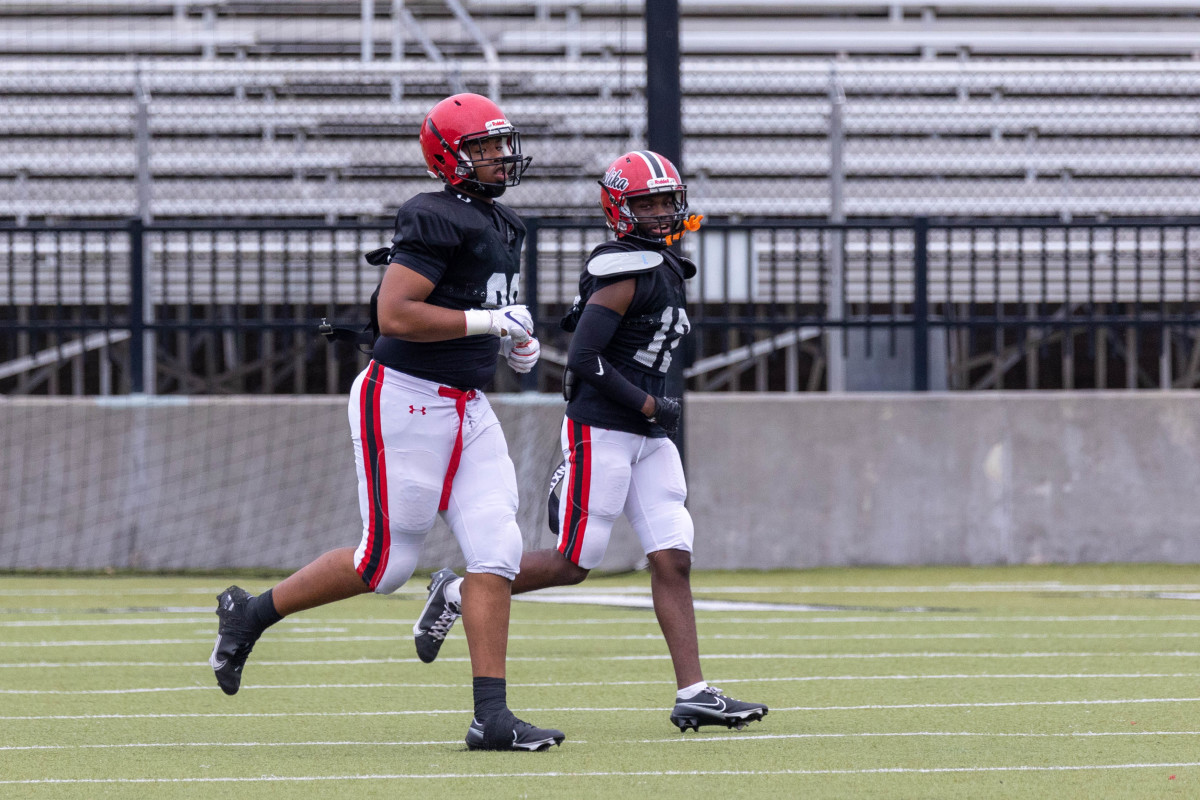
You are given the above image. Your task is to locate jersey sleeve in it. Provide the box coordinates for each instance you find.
[387,202,461,283]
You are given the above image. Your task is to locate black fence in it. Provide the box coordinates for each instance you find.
[3,217,1199,396]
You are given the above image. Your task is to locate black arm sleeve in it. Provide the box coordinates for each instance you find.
[567,304,650,413]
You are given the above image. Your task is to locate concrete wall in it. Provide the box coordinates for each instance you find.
[2,392,1198,572]
[685,392,1200,568]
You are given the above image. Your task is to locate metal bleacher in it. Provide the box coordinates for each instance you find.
[1,0,1199,224]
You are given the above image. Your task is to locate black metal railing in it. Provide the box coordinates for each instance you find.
[2,216,1199,395]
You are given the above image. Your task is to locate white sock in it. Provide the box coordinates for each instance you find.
[676,680,708,700]
[444,578,463,607]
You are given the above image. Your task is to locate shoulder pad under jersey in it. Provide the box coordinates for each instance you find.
[586,250,664,277]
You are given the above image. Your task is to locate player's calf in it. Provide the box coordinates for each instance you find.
[669,686,769,732]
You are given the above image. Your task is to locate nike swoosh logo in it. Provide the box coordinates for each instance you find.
[211,636,227,669]
[596,361,604,376]
[682,697,727,711]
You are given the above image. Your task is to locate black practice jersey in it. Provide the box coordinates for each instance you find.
[372,187,525,389]
[566,239,692,437]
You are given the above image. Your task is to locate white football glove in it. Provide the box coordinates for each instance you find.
[501,335,540,374]
[464,304,534,344]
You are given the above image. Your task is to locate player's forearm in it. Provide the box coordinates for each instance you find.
[567,304,649,412]
[377,300,482,342]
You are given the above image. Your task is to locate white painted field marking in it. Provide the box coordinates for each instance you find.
[0,587,425,598]
[517,595,853,612]
[707,632,1200,640]
[2,729,1197,753]
[0,739,473,751]
[1,618,228,627]
[0,710,477,721]
[5,696,1200,722]
[516,584,1200,595]
[639,730,1200,744]
[5,581,1200,602]
[5,642,1200,662]
[6,614,1200,628]
[782,697,1200,710]
[5,762,1200,784]
[6,670,1200,696]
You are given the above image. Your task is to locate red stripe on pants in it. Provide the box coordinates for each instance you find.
[560,421,591,563]
[437,386,475,511]
[357,362,390,589]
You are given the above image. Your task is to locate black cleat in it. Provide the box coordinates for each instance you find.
[413,568,462,664]
[209,586,261,696]
[670,686,768,732]
[465,710,566,752]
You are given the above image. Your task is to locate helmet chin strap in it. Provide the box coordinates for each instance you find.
[464,179,507,198]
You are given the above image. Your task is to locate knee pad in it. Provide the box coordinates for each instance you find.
[458,512,523,579]
[359,531,424,595]
[355,478,440,594]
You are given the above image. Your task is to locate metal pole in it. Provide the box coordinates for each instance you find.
[362,0,375,62]
[521,217,539,392]
[645,0,682,170]
[913,217,930,391]
[391,0,405,101]
[645,0,685,459]
[128,218,145,394]
[443,0,501,101]
[134,64,152,226]
[827,65,846,392]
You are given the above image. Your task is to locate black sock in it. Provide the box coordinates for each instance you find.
[472,676,507,721]
[247,588,284,633]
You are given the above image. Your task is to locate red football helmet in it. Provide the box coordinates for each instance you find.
[419,93,531,198]
[599,150,688,245]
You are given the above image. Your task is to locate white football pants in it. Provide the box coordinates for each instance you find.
[553,417,694,570]
[348,362,523,593]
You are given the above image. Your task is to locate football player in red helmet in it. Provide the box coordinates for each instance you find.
[413,150,769,736]
[600,150,689,245]
[210,94,564,753]
[420,92,531,199]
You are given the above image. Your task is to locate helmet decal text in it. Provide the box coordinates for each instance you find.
[602,168,630,192]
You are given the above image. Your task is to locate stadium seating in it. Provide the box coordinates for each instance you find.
[1,1,1199,224]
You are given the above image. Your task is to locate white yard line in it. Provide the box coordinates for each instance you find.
[5,762,1200,784]
[5,696,1200,721]
[3,582,1200,600]
[3,729,1199,752]
[5,630,1200,653]
[6,614,1200,627]
[6,671,1200,695]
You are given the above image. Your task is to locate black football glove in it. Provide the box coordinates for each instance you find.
[648,395,682,435]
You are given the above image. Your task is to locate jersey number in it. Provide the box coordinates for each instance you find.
[484,272,520,307]
[634,307,690,373]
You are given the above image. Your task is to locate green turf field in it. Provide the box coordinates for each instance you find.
[2,564,1200,798]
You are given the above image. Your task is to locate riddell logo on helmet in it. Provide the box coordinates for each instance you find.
[484,118,511,132]
[602,168,629,191]
[646,177,678,189]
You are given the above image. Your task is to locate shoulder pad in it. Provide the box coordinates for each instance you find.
[587,250,664,277]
